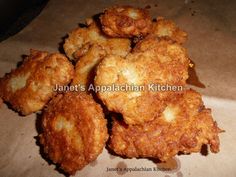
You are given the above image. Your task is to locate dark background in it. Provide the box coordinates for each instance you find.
[0,0,48,41]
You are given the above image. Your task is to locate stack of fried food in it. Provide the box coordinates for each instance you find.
[0,5,222,176]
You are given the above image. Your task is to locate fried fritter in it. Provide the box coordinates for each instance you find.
[71,44,106,90]
[151,17,187,44]
[63,19,131,61]
[100,6,152,37]
[95,38,190,125]
[109,89,222,161]
[39,92,108,175]
[0,50,74,115]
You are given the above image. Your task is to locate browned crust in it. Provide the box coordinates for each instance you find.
[39,92,108,175]
[0,49,74,115]
[63,19,131,61]
[109,89,221,161]
[71,44,107,89]
[151,17,188,44]
[100,6,152,37]
[95,37,190,125]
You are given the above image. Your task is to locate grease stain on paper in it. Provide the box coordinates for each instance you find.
[116,161,127,175]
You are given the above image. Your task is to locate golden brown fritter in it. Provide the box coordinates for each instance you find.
[100,6,152,37]
[71,44,106,90]
[39,92,108,175]
[63,19,131,61]
[95,37,190,125]
[151,17,187,44]
[109,89,222,161]
[0,50,74,115]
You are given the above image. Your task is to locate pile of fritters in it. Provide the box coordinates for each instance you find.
[0,5,222,176]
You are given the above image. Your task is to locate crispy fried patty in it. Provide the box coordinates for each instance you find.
[40,92,108,175]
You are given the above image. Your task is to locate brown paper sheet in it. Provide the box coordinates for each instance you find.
[0,0,236,177]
